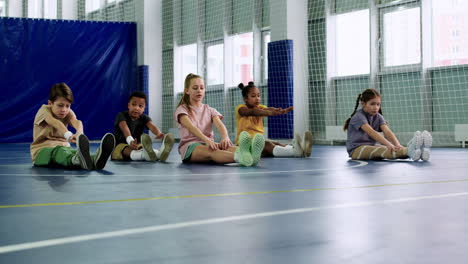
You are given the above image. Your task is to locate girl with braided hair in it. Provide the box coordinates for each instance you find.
[235,81,313,165]
[344,88,432,161]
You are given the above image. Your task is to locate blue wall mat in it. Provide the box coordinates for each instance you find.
[0,18,137,143]
[267,39,294,139]
[138,65,149,115]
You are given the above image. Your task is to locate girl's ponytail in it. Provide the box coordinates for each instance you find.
[343,93,361,131]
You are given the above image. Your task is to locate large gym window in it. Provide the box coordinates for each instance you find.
[205,42,224,86]
[381,5,421,68]
[334,9,370,76]
[432,0,468,67]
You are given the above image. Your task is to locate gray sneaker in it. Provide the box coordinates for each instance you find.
[158,133,175,162]
[293,133,304,157]
[94,133,115,170]
[71,134,93,170]
[141,134,157,161]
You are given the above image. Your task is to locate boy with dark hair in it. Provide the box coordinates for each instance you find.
[31,83,115,170]
[112,91,175,162]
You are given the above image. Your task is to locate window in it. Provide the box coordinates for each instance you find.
[334,9,370,76]
[205,42,224,86]
[174,44,198,94]
[231,32,253,86]
[381,6,421,68]
[86,0,101,14]
[44,0,57,19]
[28,0,42,18]
[432,0,468,67]
[262,31,271,82]
[0,0,6,16]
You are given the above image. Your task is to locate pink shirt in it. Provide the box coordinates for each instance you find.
[174,104,222,159]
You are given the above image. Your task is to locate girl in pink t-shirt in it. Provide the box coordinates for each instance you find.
[174,73,265,166]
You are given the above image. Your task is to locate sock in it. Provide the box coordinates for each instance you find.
[233,150,239,163]
[71,154,81,166]
[272,145,295,157]
[130,150,144,161]
[154,149,161,159]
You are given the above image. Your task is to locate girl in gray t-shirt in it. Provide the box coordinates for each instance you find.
[343,89,432,161]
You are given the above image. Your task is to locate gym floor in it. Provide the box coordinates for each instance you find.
[0,143,467,264]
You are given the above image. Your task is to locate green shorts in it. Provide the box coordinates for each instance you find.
[183,143,204,162]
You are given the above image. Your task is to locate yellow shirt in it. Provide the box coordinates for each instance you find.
[30,105,72,161]
[235,104,267,145]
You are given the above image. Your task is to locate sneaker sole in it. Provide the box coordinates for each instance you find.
[421,148,430,161]
[94,133,115,170]
[237,131,253,166]
[77,134,93,170]
[141,134,157,161]
[303,131,313,157]
[422,131,432,148]
[251,134,265,166]
[159,133,175,162]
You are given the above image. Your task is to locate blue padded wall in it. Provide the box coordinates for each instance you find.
[267,39,294,139]
[0,18,137,143]
[138,65,149,115]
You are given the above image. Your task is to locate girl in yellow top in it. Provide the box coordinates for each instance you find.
[235,82,313,163]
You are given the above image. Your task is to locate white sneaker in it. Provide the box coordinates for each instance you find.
[407,131,423,161]
[141,134,157,161]
[292,133,304,157]
[421,130,432,161]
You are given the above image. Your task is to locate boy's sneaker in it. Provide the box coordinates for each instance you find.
[158,133,175,162]
[421,130,432,161]
[407,131,423,161]
[251,133,266,166]
[94,133,115,170]
[141,134,157,161]
[292,133,304,157]
[302,131,313,157]
[71,134,93,170]
[236,131,253,166]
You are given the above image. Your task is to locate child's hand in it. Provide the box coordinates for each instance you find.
[219,138,233,150]
[129,138,139,150]
[155,133,165,140]
[394,144,403,151]
[283,106,294,114]
[206,140,219,151]
[386,144,397,152]
[69,134,77,144]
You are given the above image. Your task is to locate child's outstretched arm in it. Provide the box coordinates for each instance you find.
[118,120,139,149]
[45,110,82,143]
[147,121,164,139]
[212,116,233,150]
[361,123,397,151]
[238,106,288,117]
[179,115,218,150]
[381,124,403,149]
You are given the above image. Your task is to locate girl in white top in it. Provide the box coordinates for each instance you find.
[174,73,265,166]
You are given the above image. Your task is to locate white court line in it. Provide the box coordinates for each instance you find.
[0,160,368,177]
[0,191,467,254]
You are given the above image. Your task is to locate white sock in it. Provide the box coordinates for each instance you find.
[233,150,239,163]
[272,145,295,157]
[154,149,161,159]
[130,150,144,161]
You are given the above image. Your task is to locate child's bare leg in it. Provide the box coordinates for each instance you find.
[262,141,277,157]
[189,145,235,164]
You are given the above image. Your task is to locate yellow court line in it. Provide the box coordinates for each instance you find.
[1,178,468,209]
